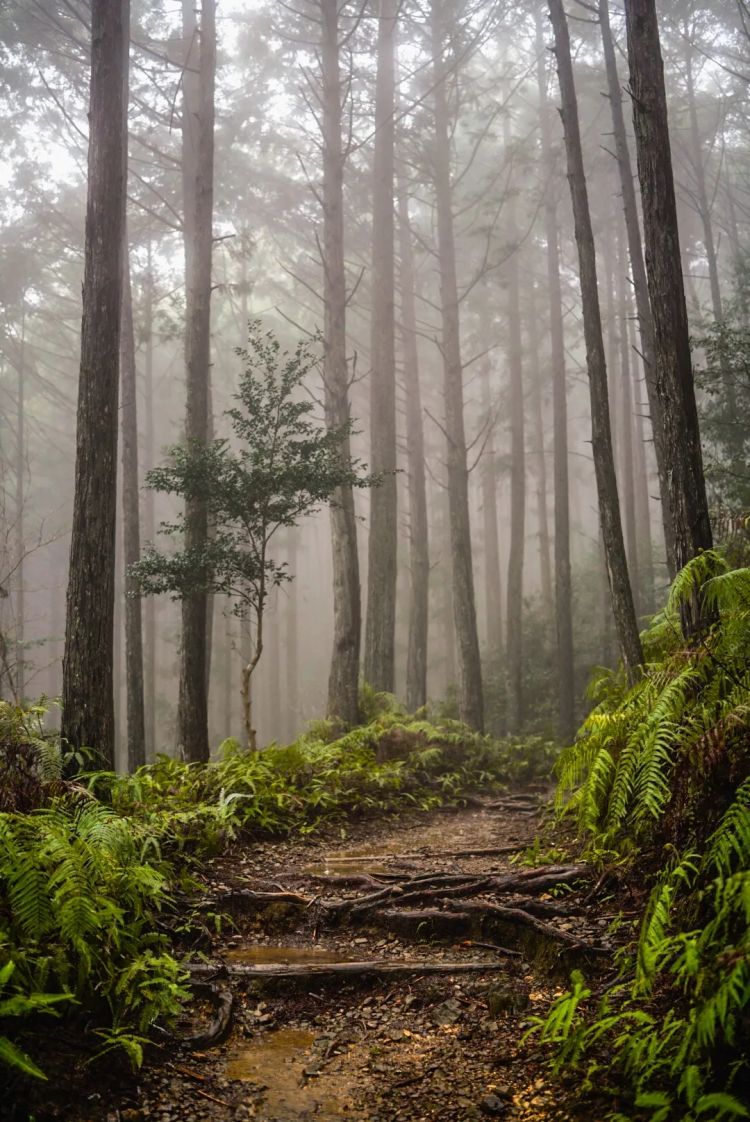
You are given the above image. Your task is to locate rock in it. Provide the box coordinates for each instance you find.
[431,999,462,1026]
[485,982,530,1016]
[480,1093,510,1116]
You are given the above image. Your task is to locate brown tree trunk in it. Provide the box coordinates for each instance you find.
[285,530,300,739]
[599,0,675,575]
[321,0,361,727]
[430,0,483,731]
[397,176,429,713]
[478,326,502,660]
[120,243,146,772]
[14,304,25,702]
[629,312,656,614]
[61,0,129,767]
[549,0,642,675]
[527,277,553,620]
[536,11,575,741]
[624,0,713,591]
[142,249,157,759]
[177,0,215,763]
[504,115,525,734]
[616,231,639,613]
[364,0,398,694]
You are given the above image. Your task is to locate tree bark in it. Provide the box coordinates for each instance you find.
[142,248,157,759]
[14,304,25,702]
[616,230,639,613]
[629,311,656,614]
[478,316,502,661]
[505,115,525,734]
[120,243,146,771]
[430,0,483,731]
[177,0,215,762]
[364,0,398,694]
[624,0,713,592]
[598,0,675,575]
[549,0,643,675]
[320,0,362,728]
[535,11,575,741]
[527,279,553,620]
[61,0,129,767]
[397,176,429,712]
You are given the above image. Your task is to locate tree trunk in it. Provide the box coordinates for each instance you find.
[430,0,483,731]
[629,312,656,614]
[14,304,25,702]
[598,0,675,575]
[549,0,643,675]
[364,0,398,694]
[61,0,129,767]
[535,11,575,741]
[478,322,502,661]
[142,249,157,759]
[616,230,639,613]
[120,243,146,772]
[285,530,300,739]
[527,277,553,623]
[397,177,429,713]
[321,0,361,728]
[177,0,215,763]
[623,0,713,591]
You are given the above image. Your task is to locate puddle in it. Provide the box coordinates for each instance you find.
[301,858,393,877]
[226,1027,367,1120]
[226,944,353,966]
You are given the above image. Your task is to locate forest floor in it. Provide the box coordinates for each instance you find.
[31,796,622,1122]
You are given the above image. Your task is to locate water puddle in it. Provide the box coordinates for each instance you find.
[226,944,353,966]
[301,858,394,877]
[226,1027,367,1120]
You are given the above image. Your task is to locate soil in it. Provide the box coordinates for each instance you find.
[15,796,621,1122]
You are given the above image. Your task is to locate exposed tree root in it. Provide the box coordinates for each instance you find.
[179,982,235,1049]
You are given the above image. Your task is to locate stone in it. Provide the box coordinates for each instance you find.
[480,1093,510,1116]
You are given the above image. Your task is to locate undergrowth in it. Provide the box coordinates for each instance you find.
[529,552,750,1121]
[0,695,547,1089]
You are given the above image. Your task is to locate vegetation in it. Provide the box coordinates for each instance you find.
[0,695,533,1084]
[530,553,750,1121]
[133,321,375,749]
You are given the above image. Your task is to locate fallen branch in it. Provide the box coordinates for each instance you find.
[184,957,513,980]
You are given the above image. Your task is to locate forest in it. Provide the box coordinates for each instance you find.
[1,0,749,1119]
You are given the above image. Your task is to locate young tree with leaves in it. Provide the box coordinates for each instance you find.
[133,324,375,751]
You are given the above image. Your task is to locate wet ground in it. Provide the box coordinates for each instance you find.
[25,797,614,1122]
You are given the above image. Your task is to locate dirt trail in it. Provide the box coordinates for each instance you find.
[76,799,611,1122]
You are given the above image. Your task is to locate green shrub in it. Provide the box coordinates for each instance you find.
[529,554,750,1120]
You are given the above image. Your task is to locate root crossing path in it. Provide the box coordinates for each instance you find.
[134,797,613,1122]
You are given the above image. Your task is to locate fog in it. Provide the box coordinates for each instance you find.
[0,0,744,766]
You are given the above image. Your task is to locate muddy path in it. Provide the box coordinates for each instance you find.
[48,797,616,1122]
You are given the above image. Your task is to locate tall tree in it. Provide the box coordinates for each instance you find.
[429,0,484,731]
[120,246,146,772]
[598,0,675,574]
[177,0,216,762]
[536,11,575,741]
[624,0,713,584]
[61,0,130,767]
[364,0,398,694]
[549,0,643,675]
[504,114,526,734]
[397,174,429,713]
[321,0,362,727]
